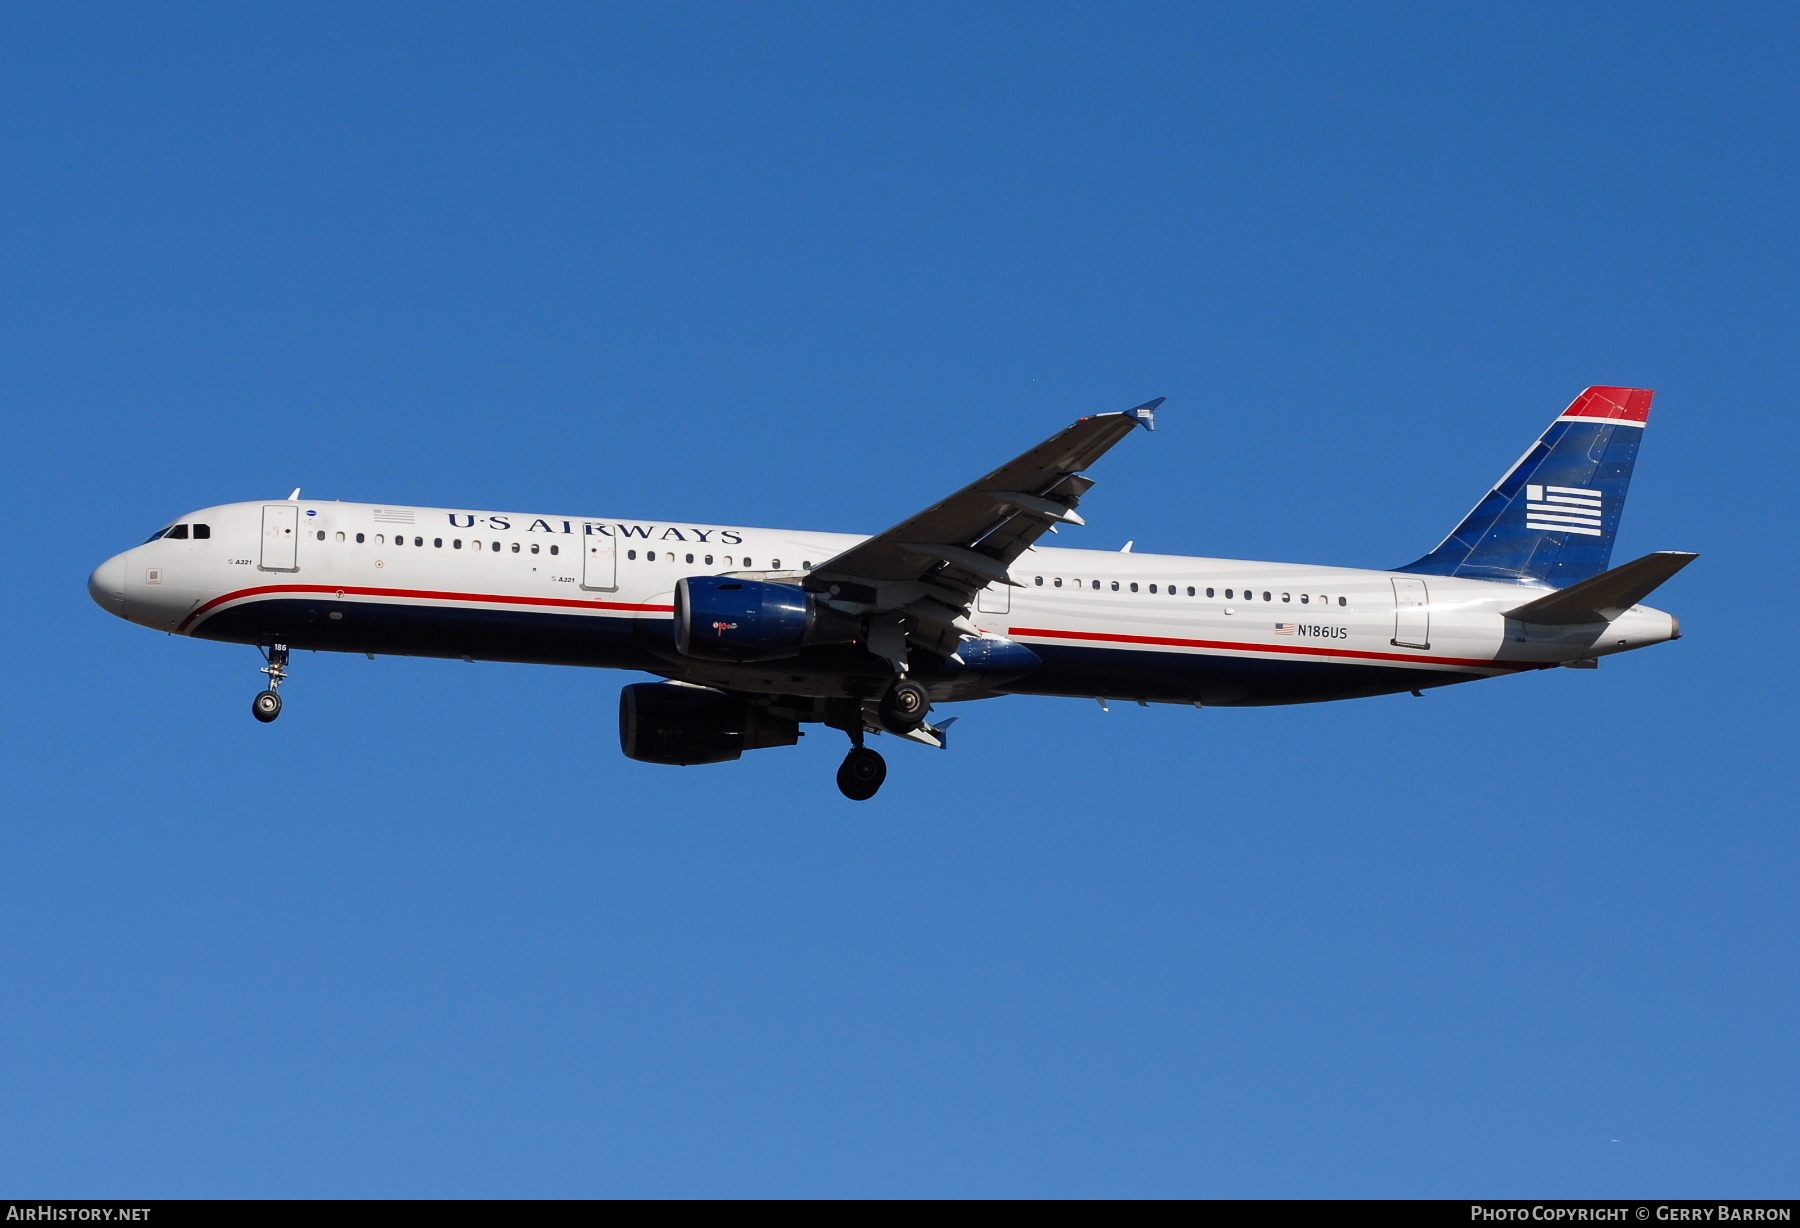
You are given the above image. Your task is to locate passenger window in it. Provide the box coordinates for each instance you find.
[1281,592,1290,602]
[1225,589,1233,599]
[1206,587,1214,597]
[317,530,326,541]
[771,559,781,568]
[1035,576,1044,586]
[705,555,713,565]
[1300,594,1309,604]
[686,553,694,564]
[803,561,812,570]
[627,549,636,560]
[1092,580,1100,590]
[1054,577,1062,587]
[531,544,540,554]
[1148,584,1157,593]
[511,543,520,553]
[1263,591,1271,601]
[550,545,559,555]
[1338,596,1347,606]
[355,532,365,544]
[414,537,423,547]
[434,538,443,548]
[193,524,211,539]
[1111,581,1120,591]
[453,539,461,549]
[375,534,384,545]
[742,558,752,568]
[1130,583,1139,593]
[491,541,501,552]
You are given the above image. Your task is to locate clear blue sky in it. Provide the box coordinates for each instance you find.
[1,2,1794,1197]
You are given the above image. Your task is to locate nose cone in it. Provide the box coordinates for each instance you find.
[89,554,127,617]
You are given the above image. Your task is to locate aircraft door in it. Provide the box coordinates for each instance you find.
[581,529,617,592]
[1391,577,1430,649]
[260,504,298,572]
[975,582,1011,615]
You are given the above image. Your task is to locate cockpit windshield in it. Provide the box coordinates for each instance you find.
[143,522,205,542]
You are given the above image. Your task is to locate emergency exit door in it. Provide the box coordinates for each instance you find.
[975,582,1011,614]
[581,530,617,592]
[260,504,298,572]
[1390,576,1430,649]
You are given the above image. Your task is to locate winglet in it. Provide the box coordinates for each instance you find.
[1126,397,1165,432]
[288,488,302,500]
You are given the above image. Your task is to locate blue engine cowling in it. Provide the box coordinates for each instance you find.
[673,576,858,661]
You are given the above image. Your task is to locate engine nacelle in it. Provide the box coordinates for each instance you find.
[673,576,858,661]
[618,683,800,766]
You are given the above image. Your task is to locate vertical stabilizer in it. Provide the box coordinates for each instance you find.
[1397,387,1653,586]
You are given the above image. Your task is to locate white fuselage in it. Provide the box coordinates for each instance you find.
[90,498,1679,708]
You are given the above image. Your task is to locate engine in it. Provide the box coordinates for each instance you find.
[673,576,859,661]
[618,683,800,765]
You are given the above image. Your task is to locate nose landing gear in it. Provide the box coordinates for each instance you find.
[252,643,289,723]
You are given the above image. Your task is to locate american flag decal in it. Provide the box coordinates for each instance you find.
[1273,622,1296,635]
[1524,483,1603,537]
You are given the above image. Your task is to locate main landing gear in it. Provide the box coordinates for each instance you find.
[252,643,289,723]
[836,746,887,802]
[826,695,889,802]
[877,678,930,734]
[829,679,934,800]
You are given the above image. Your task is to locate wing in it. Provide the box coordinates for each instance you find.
[805,398,1164,659]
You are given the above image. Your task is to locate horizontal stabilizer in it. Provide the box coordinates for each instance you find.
[1504,551,1697,625]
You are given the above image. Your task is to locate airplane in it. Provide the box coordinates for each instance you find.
[88,386,1692,800]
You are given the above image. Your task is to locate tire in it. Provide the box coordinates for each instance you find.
[877,679,930,734]
[251,690,283,723]
[835,747,887,801]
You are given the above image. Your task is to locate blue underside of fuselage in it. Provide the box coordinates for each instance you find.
[192,597,1492,707]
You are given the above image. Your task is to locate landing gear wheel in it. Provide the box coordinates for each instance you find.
[836,747,887,801]
[251,690,283,723]
[877,679,931,734]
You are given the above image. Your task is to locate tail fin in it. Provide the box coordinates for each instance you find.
[1397,386,1653,586]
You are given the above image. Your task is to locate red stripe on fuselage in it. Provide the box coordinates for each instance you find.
[178,583,673,634]
[182,590,1530,674]
[1008,625,1529,672]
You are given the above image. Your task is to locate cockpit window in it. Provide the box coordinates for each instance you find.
[192,524,210,539]
[144,526,171,543]
[165,524,189,540]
